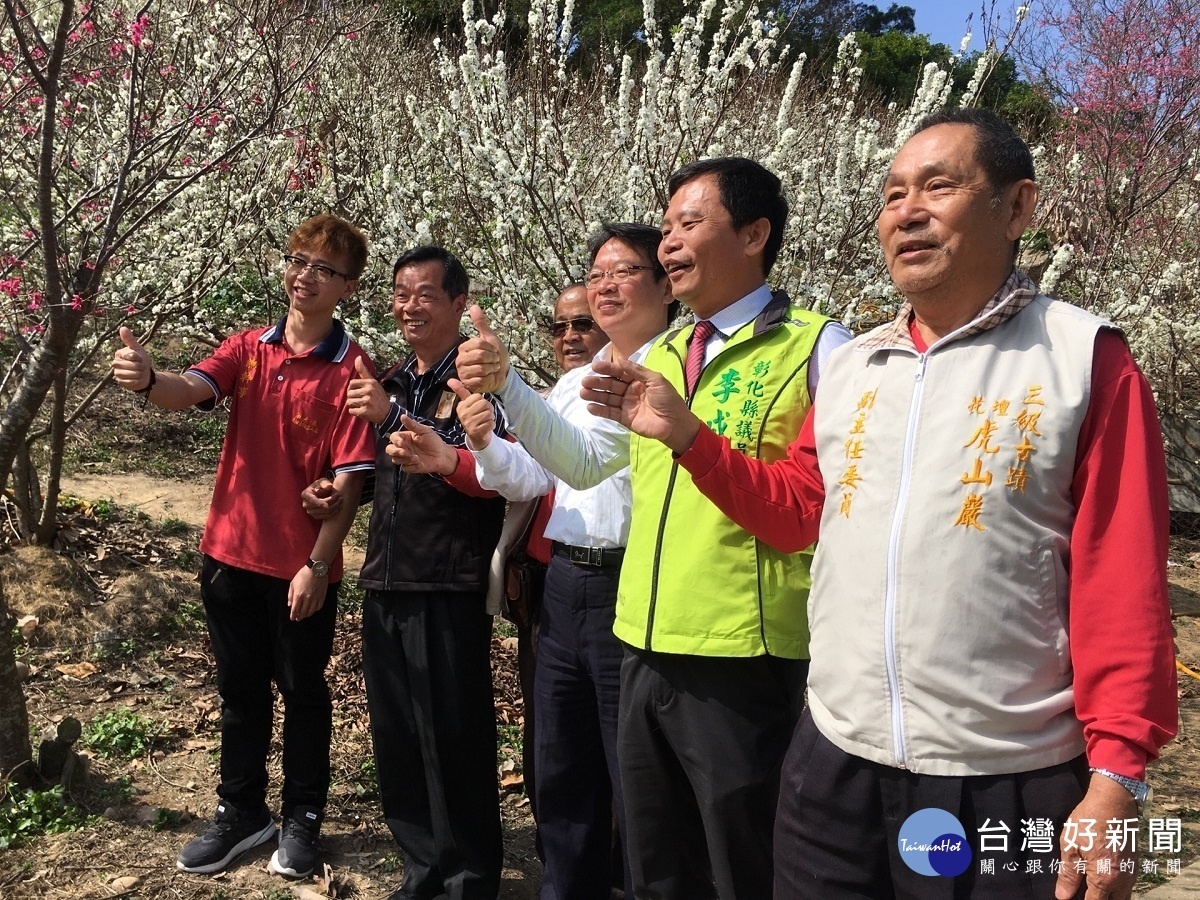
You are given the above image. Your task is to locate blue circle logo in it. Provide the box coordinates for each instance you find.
[897,808,972,877]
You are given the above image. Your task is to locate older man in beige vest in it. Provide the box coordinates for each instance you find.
[582,109,1176,900]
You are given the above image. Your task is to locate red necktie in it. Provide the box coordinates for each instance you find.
[685,319,716,396]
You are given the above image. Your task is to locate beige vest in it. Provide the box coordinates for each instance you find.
[809,295,1108,776]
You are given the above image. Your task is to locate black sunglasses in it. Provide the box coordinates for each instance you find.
[549,316,597,338]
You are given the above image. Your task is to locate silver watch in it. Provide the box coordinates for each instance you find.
[306,558,330,578]
[1090,767,1151,814]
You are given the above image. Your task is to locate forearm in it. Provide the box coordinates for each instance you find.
[473,437,555,502]
[498,367,628,489]
[308,470,365,565]
[678,413,825,553]
[443,447,501,499]
[140,370,217,410]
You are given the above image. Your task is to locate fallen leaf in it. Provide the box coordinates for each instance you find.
[109,874,141,891]
[17,615,38,637]
[56,662,99,679]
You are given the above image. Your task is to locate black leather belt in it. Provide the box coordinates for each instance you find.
[553,542,625,568]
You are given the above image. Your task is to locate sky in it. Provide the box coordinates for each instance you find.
[904,1,1015,52]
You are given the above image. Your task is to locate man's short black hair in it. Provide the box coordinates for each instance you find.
[392,245,470,299]
[913,108,1036,197]
[586,222,680,323]
[667,157,788,277]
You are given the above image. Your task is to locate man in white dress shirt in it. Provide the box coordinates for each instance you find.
[413,223,675,899]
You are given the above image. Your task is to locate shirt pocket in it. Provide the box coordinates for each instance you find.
[287,390,336,449]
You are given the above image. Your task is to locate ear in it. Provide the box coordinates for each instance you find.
[341,278,359,301]
[742,217,771,261]
[452,293,469,317]
[1004,179,1038,241]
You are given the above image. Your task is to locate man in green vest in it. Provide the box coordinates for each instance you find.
[456,157,850,899]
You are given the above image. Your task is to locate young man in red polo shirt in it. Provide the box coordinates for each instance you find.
[111,215,376,880]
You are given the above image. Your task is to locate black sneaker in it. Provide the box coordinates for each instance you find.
[269,805,322,878]
[176,801,276,874]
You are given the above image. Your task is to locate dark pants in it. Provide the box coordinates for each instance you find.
[534,557,630,900]
[619,648,807,900]
[362,590,502,900]
[200,555,338,816]
[515,578,543,830]
[774,710,1091,899]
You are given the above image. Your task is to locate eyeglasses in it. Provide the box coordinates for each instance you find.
[585,264,653,287]
[283,254,348,284]
[548,316,597,338]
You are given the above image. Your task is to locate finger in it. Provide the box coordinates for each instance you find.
[587,402,626,421]
[468,304,497,341]
[354,355,372,378]
[1054,866,1083,899]
[399,413,433,435]
[579,377,629,404]
[118,326,144,352]
[448,377,473,400]
[592,356,649,383]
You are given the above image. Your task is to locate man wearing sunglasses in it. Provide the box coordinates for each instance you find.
[111,215,376,880]
[551,282,610,369]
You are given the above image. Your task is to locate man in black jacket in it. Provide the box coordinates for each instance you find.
[308,246,508,900]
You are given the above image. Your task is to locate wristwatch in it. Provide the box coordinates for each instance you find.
[1090,767,1152,814]
[306,558,330,578]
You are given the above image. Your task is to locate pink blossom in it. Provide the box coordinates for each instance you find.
[130,13,150,48]
[70,295,84,311]
[124,303,137,315]
[109,41,125,58]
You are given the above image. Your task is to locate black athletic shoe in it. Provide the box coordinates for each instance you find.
[269,805,322,878]
[176,801,276,874]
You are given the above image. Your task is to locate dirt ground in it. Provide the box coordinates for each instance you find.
[0,473,1198,899]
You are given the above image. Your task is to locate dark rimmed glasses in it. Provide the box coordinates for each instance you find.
[548,316,598,338]
[283,254,349,284]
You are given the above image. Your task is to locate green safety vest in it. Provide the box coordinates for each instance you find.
[615,291,829,658]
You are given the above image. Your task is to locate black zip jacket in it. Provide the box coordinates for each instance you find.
[357,339,507,593]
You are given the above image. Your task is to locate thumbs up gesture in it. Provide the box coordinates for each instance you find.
[112,327,154,392]
[456,305,509,393]
[346,354,390,424]
[448,378,496,451]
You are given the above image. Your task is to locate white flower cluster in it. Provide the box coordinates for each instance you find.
[2,0,1196,452]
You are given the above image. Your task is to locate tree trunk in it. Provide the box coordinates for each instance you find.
[0,578,35,786]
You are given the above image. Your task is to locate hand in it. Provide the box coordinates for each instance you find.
[386,415,459,475]
[455,305,509,393]
[449,378,495,451]
[112,327,153,392]
[346,356,390,424]
[287,565,327,621]
[1054,774,1139,900]
[581,357,702,454]
[301,477,344,521]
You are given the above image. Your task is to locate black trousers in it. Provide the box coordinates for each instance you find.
[200,555,339,816]
[534,556,630,900]
[774,710,1091,899]
[618,648,808,900]
[362,590,502,900]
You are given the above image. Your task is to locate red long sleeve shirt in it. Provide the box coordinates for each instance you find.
[678,329,1176,779]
